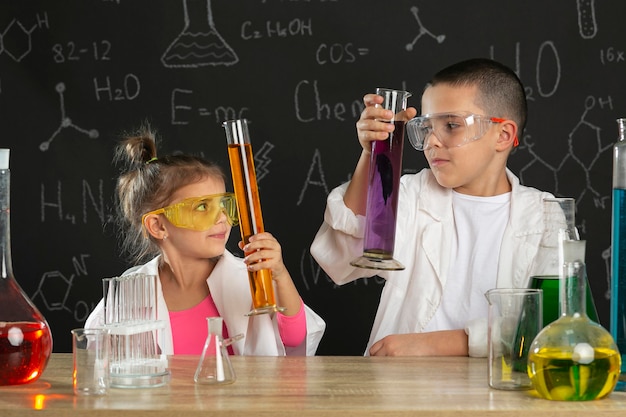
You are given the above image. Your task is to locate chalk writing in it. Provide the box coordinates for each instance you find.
[0,13,49,62]
[298,149,329,205]
[254,142,274,183]
[170,88,249,124]
[39,83,99,152]
[41,179,112,224]
[405,6,445,51]
[241,18,313,40]
[517,95,613,209]
[31,254,95,322]
[316,43,368,65]
[294,80,363,122]
[93,74,140,101]
[599,47,625,65]
[52,40,112,63]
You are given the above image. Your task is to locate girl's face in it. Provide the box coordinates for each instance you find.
[162,176,233,260]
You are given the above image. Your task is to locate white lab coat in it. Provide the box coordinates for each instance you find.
[310,168,556,357]
[85,251,326,356]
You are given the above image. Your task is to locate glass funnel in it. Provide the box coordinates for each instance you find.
[0,149,53,385]
[527,239,621,401]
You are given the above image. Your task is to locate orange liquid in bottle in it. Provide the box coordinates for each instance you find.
[0,321,53,385]
[227,143,276,309]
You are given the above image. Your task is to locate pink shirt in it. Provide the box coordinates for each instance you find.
[169,295,307,355]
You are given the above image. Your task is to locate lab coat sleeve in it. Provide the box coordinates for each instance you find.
[465,317,488,358]
[310,182,378,285]
[285,304,327,356]
[84,299,105,329]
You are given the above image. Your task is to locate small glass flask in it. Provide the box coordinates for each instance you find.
[528,239,621,401]
[194,317,236,385]
[0,149,53,385]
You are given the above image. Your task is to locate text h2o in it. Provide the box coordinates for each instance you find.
[316,43,356,64]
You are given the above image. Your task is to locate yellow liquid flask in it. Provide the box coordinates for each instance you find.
[527,240,621,401]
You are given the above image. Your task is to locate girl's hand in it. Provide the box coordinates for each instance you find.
[241,232,288,282]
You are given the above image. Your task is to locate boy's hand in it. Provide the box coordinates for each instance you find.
[369,330,469,356]
[356,93,417,153]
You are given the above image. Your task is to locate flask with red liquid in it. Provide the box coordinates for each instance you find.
[0,149,53,385]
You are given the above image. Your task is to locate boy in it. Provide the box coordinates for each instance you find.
[310,58,556,357]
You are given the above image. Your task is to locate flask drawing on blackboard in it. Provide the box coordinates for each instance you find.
[162,0,238,68]
[0,149,53,386]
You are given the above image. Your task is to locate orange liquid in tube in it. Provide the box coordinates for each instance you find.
[227,143,276,310]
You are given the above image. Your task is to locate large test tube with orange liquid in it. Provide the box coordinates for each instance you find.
[223,119,284,316]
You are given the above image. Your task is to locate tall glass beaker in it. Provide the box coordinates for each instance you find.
[223,119,284,315]
[351,88,411,271]
[610,117,626,390]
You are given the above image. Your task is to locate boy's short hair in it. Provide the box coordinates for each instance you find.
[427,58,528,135]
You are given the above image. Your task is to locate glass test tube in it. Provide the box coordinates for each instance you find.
[223,119,284,315]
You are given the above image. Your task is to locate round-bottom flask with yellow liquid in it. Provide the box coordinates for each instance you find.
[527,240,621,401]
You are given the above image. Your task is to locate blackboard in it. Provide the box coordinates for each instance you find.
[1,0,625,355]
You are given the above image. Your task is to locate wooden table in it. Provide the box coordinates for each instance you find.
[1,353,626,416]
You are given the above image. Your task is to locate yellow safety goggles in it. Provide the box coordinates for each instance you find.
[142,193,239,231]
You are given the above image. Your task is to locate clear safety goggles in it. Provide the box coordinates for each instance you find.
[142,193,239,232]
[406,112,511,151]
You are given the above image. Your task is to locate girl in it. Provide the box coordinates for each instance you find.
[86,126,325,356]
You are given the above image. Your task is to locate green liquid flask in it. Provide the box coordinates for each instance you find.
[528,240,621,401]
[529,197,599,327]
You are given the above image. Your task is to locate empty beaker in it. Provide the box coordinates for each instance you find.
[71,327,109,396]
[486,288,542,390]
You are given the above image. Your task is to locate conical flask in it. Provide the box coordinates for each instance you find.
[0,149,53,385]
[529,198,598,327]
[194,317,235,385]
[527,239,621,401]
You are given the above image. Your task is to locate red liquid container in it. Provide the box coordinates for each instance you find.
[0,149,53,385]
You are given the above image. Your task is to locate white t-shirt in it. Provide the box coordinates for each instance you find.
[423,190,510,332]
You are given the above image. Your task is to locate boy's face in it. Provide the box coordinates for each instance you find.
[420,84,506,196]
